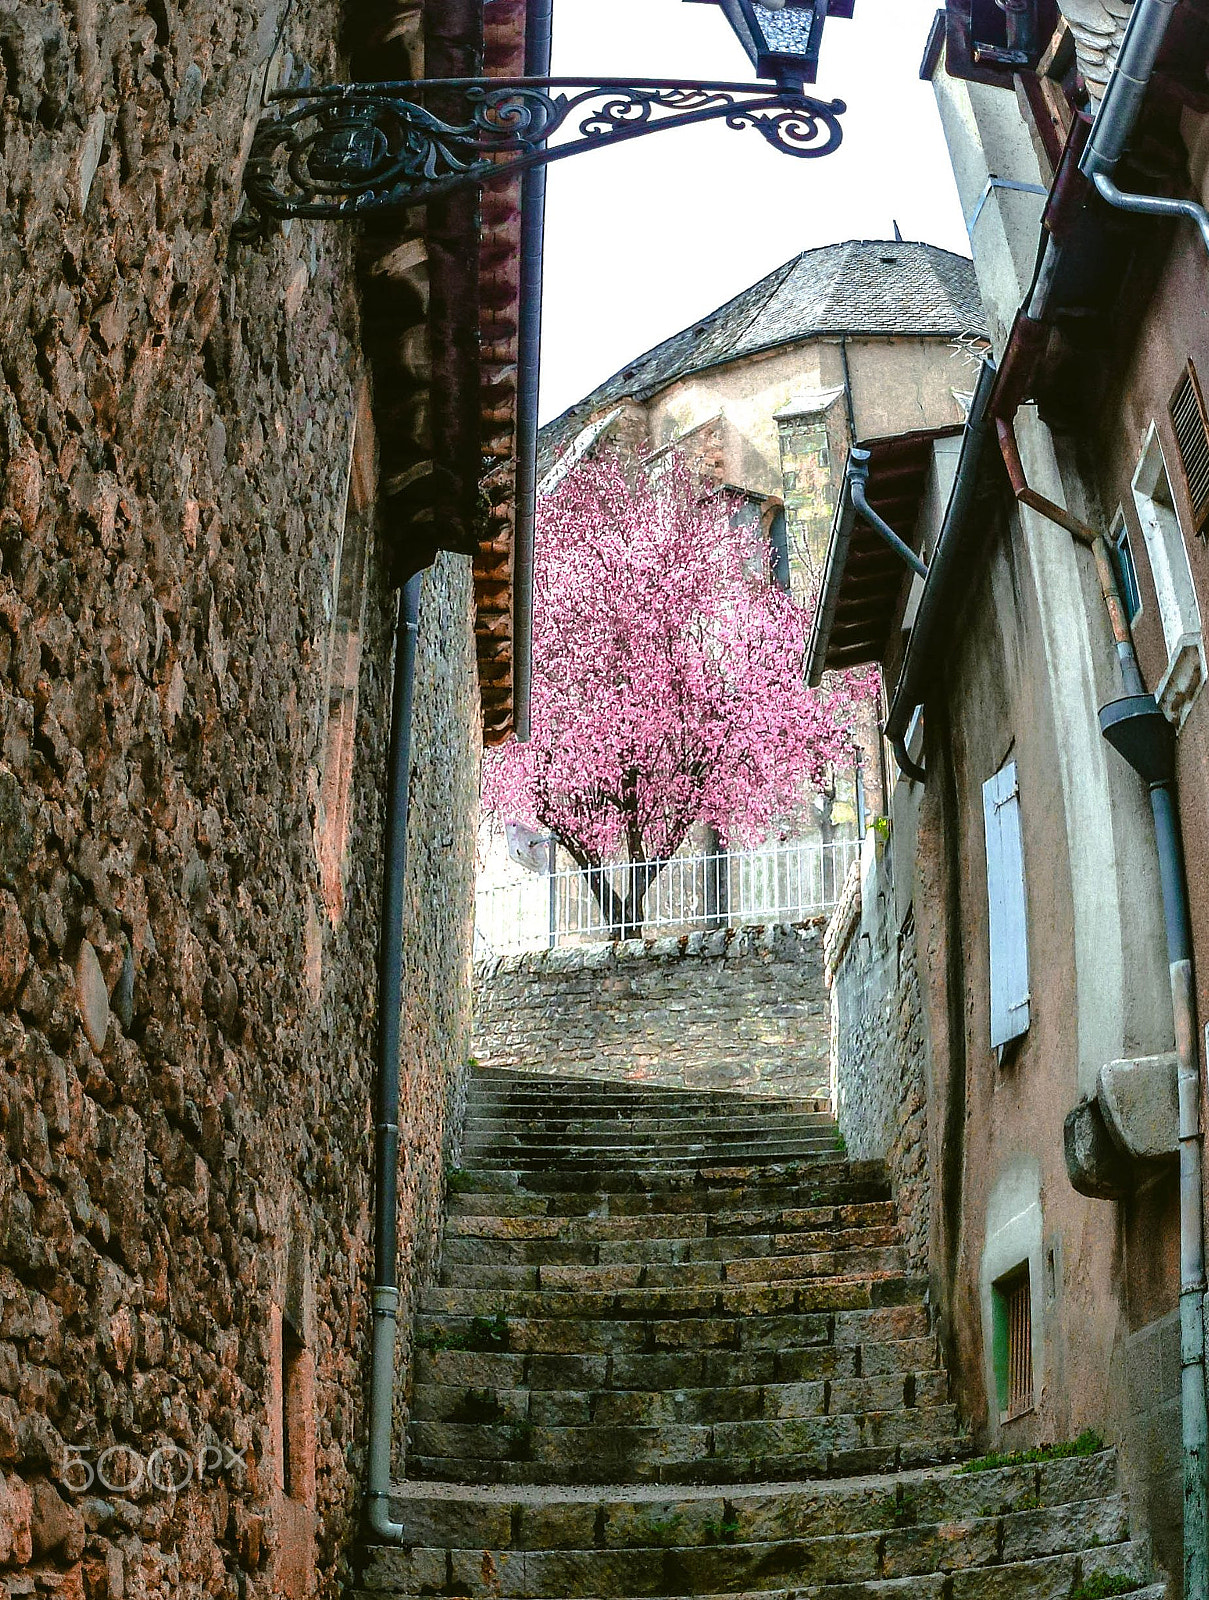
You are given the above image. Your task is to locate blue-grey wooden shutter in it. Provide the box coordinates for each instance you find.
[983,759,1030,1049]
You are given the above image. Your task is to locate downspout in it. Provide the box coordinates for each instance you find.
[512,0,552,743]
[1079,0,1209,255]
[848,450,928,581]
[995,411,1209,1600]
[883,354,998,783]
[365,572,423,1544]
[1096,634,1209,1600]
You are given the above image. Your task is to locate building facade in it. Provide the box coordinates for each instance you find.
[813,2,1209,1588]
[0,1,534,1597]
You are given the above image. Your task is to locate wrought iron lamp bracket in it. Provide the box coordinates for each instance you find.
[242,75,847,220]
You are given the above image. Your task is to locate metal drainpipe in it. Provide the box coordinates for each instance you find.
[995,417,1209,1600]
[1079,0,1209,255]
[848,451,928,581]
[512,0,553,744]
[1099,679,1209,1600]
[365,572,423,1544]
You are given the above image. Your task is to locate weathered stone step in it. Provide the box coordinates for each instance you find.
[420,1273,926,1322]
[410,1368,951,1428]
[446,1179,893,1218]
[437,1245,908,1290]
[463,1139,837,1164]
[463,1113,837,1138]
[470,1073,829,1107]
[362,1525,1150,1599]
[412,1334,942,1395]
[460,1147,845,1174]
[384,1449,1126,1549]
[406,1400,963,1486]
[415,1302,929,1356]
[449,1157,881,1197]
[441,1218,900,1268]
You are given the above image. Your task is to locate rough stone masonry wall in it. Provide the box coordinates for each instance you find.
[0,7,480,1600]
[827,853,930,1271]
[473,924,830,1096]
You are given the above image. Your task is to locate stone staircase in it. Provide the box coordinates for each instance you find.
[360,1066,1166,1599]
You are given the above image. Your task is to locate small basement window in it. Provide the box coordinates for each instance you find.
[993,1265,1034,1422]
[1169,360,1209,536]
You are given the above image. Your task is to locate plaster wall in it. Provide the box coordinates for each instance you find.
[0,6,481,1599]
[908,496,1180,1580]
[1093,199,1209,1099]
[642,336,975,498]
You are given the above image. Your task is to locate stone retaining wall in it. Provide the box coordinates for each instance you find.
[473,923,830,1096]
[826,846,930,1271]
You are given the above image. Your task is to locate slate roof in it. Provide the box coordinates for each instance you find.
[539,240,985,471]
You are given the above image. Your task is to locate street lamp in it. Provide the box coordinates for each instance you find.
[684,0,855,89]
[242,7,854,221]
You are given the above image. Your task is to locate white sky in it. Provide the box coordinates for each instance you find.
[539,0,970,423]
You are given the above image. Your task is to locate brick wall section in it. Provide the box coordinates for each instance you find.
[0,7,480,1600]
[473,924,830,1096]
[827,854,931,1271]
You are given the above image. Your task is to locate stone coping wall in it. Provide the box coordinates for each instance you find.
[473,923,829,1096]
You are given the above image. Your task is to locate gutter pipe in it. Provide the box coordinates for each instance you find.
[512,0,552,743]
[991,398,1209,1600]
[848,450,928,581]
[882,353,998,783]
[1095,627,1209,1600]
[365,572,423,1544]
[1079,0,1209,255]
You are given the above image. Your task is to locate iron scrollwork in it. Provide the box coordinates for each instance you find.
[243,76,847,220]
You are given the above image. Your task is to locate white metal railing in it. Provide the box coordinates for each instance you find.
[474,839,861,958]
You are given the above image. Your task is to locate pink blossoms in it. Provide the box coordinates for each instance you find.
[482,453,860,902]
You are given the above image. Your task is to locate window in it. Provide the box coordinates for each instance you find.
[768,506,790,592]
[1169,361,1209,536]
[1110,511,1142,625]
[983,759,1030,1051]
[1131,424,1205,726]
[992,1264,1034,1422]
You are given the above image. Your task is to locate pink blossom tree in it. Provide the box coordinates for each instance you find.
[482,453,863,934]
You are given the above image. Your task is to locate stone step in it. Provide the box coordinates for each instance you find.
[446,1180,893,1219]
[469,1073,830,1106]
[410,1369,951,1427]
[441,1219,900,1267]
[383,1450,1126,1550]
[437,1245,908,1290]
[447,1157,883,1198]
[463,1132,842,1153]
[463,1114,838,1138]
[419,1273,926,1322]
[415,1301,930,1356]
[459,1152,846,1177]
[411,1334,942,1395]
[405,1402,963,1486]
[362,1527,1149,1599]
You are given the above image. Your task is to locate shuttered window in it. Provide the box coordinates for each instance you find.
[993,1266,1034,1422]
[1169,361,1209,536]
[983,760,1030,1050]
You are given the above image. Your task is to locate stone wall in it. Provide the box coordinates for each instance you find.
[0,7,480,1600]
[826,846,930,1271]
[473,923,830,1096]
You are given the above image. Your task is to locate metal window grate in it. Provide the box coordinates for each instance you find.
[1002,1269,1033,1421]
[1169,361,1209,535]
